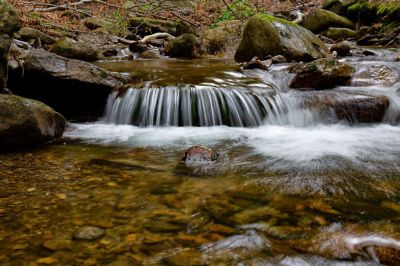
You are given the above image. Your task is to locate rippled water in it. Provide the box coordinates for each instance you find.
[1,49,400,265]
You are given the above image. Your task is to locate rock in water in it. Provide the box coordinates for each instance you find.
[241,57,272,70]
[0,0,19,90]
[234,14,329,62]
[73,226,105,240]
[50,37,100,61]
[289,58,355,89]
[0,94,66,146]
[330,41,356,57]
[164,33,201,58]
[8,46,127,118]
[301,9,354,34]
[183,146,219,163]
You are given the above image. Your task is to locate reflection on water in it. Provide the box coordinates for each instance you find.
[1,49,400,265]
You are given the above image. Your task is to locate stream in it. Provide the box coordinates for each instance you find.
[1,48,400,265]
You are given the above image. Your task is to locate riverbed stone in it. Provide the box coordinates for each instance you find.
[74,226,105,240]
[300,92,389,123]
[164,33,201,58]
[50,37,100,61]
[301,9,354,34]
[234,14,329,62]
[0,94,66,146]
[183,146,219,163]
[129,17,176,37]
[289,58,355,89]
[8,46,127,118]
[330,41,356,56]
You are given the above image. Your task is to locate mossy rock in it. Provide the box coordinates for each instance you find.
[324,27,357,40]
[301,9,354,34]
[202,20,244,57]
[0,0,19,35]
[164,33,201,58]
[50,37,100,61]
[129,17,177,37]
[289,58,355,89]
[17,27,56,45]
[0,94,66,147]
[346,0,378,24]
[322,0,358,15]
[234,14,329,62]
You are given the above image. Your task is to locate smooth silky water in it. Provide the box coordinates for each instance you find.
[1,51,400,265]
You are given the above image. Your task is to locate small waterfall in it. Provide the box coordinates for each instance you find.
[104,86,288,127]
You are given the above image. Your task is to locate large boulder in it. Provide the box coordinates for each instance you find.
[0,94,65,146]
[0,0,19,90]
[164,33,201,58]
[49,37,100,61]
[202,20,244,58]
[300,91,389,123]
[16,27,56,45]
[234,14,329,62]
[301,9,354,34]
[289,58,355,89]
[8,46,128,118]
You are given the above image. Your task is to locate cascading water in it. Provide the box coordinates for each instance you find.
[103,86,289,127]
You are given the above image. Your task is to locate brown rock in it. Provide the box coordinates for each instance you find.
[182,145,219,163]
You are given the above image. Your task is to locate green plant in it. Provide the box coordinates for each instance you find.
[110,11,130,37]
[214,0,256,24]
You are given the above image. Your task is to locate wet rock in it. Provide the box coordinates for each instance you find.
[16,27,56,45]
[138,50,162,59]
[129,42,148,53]
[395,54,400,62]
[330,41,356,56]
[324,27,357,40]
[183,146,219,163]
[301,9,354,34]
[289,58,355,89]
[271,55,287,64]
[202,20,244,58]
[0,94,66,146]
[164,33,201,58]
[74,226,105,240]
[102,47,118,57]
[0,0,19,90]
[321,0,356,15]
[301,92,389,123]
[374,246,400,266]
[234,14,329,62]
[241,57,272,70]
[8,46,127,118]
[49,37,100,61]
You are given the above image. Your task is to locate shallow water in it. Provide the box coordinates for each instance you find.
[1,49,400,265]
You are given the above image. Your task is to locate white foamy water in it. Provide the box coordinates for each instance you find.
[65,123,400,171]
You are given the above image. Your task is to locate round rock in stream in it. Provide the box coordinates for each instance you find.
[182,146,219,163]
[73,226,105,240]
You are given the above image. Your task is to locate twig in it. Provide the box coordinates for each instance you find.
[33,0,93,12]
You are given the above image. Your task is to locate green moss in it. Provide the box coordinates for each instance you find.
[377,3,400,21]
[257,13,297,26]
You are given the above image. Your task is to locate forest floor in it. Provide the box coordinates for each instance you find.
[9,0,324,37]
